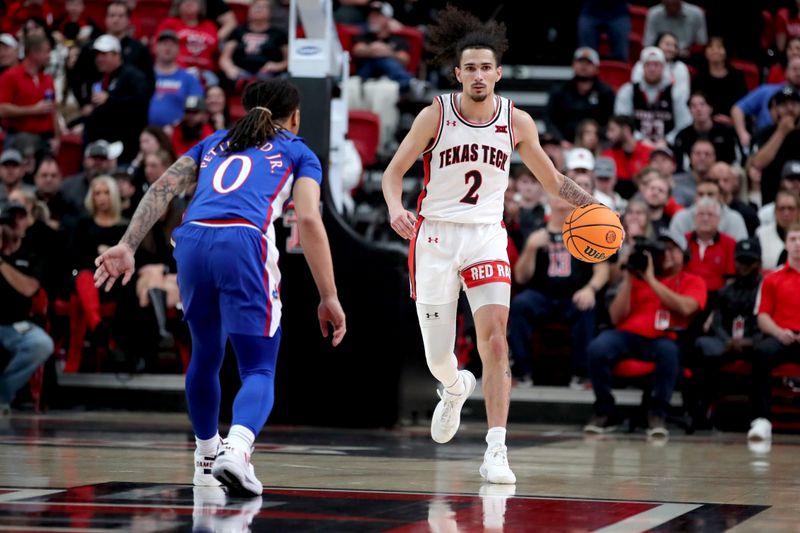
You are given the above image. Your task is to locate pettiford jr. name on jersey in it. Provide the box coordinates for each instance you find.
[200,140,285,172]
[438,143,509,171]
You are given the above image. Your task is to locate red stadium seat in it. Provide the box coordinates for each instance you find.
[348,110,380,167]
[731,59,761,91]
[613,358,692,379]
[629,5,648,37]
[761,10,775,51]
[770,363,800,430]
[228,1,248,25]
[54,295,117,373]
[335,23,360,53]
[392,25,424,75]
[597,60,631,91]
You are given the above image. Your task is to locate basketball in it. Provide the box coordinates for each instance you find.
[562,204,624,263]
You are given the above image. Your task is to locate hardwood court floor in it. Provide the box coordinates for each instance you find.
[0,411,796,531]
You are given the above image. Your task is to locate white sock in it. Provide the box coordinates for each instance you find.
[195,433,220,456]
[226,425,255,453]
[486,427,506,448]
[445,372,465,396]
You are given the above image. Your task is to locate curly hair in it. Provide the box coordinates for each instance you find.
[426,4,509,68]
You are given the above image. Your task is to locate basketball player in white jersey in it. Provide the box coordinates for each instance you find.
[382,6,598,484]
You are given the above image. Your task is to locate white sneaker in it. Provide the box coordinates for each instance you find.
[191,486,227,531]
[479,445,516,484]
[211,443,263,497]
[747,418,772,442]
[194,446,222,487]
[431,370,476,444]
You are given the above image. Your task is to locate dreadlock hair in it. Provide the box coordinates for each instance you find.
[427,5,509,71]
[222,78,301,153]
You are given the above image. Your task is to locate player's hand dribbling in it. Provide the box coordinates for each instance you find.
[388,205,417,240]
[94,243,135,292]
[318,296,346,347]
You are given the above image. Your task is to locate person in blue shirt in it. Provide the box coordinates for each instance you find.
[148,29,205,128]
[93,78,347,497]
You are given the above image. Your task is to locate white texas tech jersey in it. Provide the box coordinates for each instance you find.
[417,93,516,224]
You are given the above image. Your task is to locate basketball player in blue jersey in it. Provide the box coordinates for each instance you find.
[94,79,346,496]
[382,7,598,484]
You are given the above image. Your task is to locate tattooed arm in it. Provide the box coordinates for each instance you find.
[512,108,597,207]
[94,156,198,291]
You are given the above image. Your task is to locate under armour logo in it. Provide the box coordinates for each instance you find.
[425,312,440,319]
[428,237,439,243]
[445,120,457,127]
[495,125,508,133]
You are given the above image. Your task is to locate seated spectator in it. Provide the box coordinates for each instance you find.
[594,156,626,212]
[610,198,656,285]
[219,0,288,85]
[0,202,53,414]
[2,0,55,35]
[691,36,748,124]
[155,0,220,87]
[601,115,654,199]
[171,96,214,156]
[708,162,759,237]
[0,35,58,155]
[731,58,800,152]
[573,118,601,156]
[639,169,674,235]
[351,1,421,96]
[0,34,19,76]
[767,37,800,84]
[673,91,740,171]
[60,140,122,219]
[0,150,35,203]
[113,169,137,220]
[670,179,748,242]
[52,0,100,46]
[672,139,716,207]
[540,132,566,172]
[758,160,800,225]
[648,146,676,181]
[692,238,762,428]
[775,5,800,54]
[545,47,614,143]
[757,190,800,270]
[509,195,609,387]
[149,30,204,128]
[615,46,691,146]
[32,156,67,228]
[576,0,630,62]
[82,35,150,163]
[643,0,707,58]
[137,150,176,204]
[584,228,706,437]
[205,85,229,130]
[749,87,800,207]
[511,165,546,240]
[631,31,690,96]
[128,127,176,185]
[7,133,41,184]
[684,198,736,297]
[748,223,800,443]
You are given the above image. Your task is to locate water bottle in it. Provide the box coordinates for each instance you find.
[44,88,54,102]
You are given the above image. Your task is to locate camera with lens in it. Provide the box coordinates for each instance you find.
[624,236,665,276]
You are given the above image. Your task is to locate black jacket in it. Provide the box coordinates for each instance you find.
[545,77,615,141]
[710,273,762,342]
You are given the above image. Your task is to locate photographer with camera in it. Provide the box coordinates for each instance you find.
[584,228,707,437]
[0,202,53,415]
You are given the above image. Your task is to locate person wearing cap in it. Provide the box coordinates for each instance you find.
[601,115,655,198]
[593,156,626,212]
[219,0,288,84]
[60,140,123,217]
[171,96,215,156]
[0,34,19,76]
[149,29,204,128]
[584,227,707,437]
[631,31,690,97]
[614,46,692,146]
[749,222,800,442]
[0,201,54,415]
[0,34,58,154]
[0,149,36,204]
[673,90,740,172]
[83,33,150,163]
[749,84,800,206]
[758,160,800,226]
[756,189,800,270]
[731,57,800,150]
[691,237,762,429]
[545,47,614,144]
[643,0,707,58]
[670,179,748,242]
[576,0,630,62]
[155,0,220,83]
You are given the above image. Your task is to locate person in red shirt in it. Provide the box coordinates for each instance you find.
[584,228,707,438]
[0,34,59,154]
[601,115,654,200]
[171,95,214,155]
[155,0,219,85]
[748,223,800,443]
[2,0,54,35]
[685,197,736,295]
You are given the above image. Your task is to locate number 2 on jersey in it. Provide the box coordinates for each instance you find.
[459,170,482,205]
[212,155,253,194]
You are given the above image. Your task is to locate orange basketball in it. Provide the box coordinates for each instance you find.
[562,204,624,263]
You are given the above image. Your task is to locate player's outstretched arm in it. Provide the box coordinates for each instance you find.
[513,108,597,207]
[293,177,346,347]
[94,156,198,291]
[382,103,440,240]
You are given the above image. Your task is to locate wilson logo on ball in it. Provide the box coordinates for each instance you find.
[583,246,607,260]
